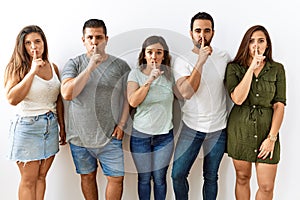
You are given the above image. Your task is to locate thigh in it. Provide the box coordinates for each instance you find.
[39,156,55,177]
[98,138,124,177]
[203,129,226,172]
[255,163,277,186]
[233,159,252,177]
[152,130,174,171]
[130,131,152,174]
[17,160,41,180]
[172,123,203,175]
[69,143,97,174]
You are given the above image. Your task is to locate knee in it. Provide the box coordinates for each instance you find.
[236,171,251,185]
[81,171,97,183]
[203,171,218,183]
[171,168,185,182]
[258,182,274,193]
[107,176,124,185]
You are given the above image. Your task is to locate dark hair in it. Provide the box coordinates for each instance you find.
[82,19,107,36]
[4,25,49,86]
[190,12,214,31]
[138,35,172,80]
[231,25,273,67]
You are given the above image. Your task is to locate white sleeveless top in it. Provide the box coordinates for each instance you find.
[17,63,61,116]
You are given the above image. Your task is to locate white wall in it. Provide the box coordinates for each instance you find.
[0,0,299,199]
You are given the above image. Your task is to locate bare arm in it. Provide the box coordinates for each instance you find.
[176,37,212,99]
[258,102,285,160]
[61,53,104,100]
[127,68,162,107]
[230,47,265,105]
[5,51,45,105]
[53,64,66,145]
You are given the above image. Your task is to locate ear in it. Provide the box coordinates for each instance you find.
[189,30,193,39]
[82,36,85,43]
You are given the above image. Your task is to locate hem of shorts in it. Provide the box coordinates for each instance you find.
[7,150,59,163]
[228,154,279,164]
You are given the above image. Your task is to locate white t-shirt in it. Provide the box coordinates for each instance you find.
[173,47,231,132]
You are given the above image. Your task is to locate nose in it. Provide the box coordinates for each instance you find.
[31,42,36,49]
[151,52,157,59]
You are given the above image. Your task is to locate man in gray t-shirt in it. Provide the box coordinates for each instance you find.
[61,19,130,200]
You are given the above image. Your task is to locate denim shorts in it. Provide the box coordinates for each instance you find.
[7,111,59,162]
[69,138,124,177]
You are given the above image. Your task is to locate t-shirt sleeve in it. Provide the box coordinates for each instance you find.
[127,68,139,84]
[272,64,287,105]
[173,56,192,81]
[61,58,79,81]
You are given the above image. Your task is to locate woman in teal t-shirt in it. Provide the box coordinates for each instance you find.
[127,35,175,200]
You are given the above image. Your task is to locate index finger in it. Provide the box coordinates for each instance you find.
[33,50,37,60]
[201,36,205,49]
[255,46,259,56]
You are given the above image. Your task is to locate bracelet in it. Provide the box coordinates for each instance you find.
[268,134,277,142]
[143,82,150,87]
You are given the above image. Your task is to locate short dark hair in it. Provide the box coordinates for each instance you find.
[82,19,107,35]
[190,12,214,31]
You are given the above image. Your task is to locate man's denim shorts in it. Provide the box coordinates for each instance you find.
[7,111,59,162]
[69,138,124,177]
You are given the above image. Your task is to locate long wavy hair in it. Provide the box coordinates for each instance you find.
[138,35,172,80]
[231,25,273,67]
[4,25,49,86]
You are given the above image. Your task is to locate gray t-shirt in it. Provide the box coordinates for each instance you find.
[61,54,130,148]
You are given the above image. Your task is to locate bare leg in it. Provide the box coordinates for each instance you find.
[232,159,252,200]
[36,156,55,200]
[106,176,124,200]
[255,163,277,200]
[80,170,98,200]
[17,161,40,200]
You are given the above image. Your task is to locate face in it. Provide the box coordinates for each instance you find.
[24,32,44,59]
[249,30,268,57]
[190,19,214,48]
[144,43,164,68]
[82,27,108,56]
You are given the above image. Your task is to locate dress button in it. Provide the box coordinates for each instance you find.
[253,105,256,108]
[254,149,257,153]
[254,135,257,138]
[256,93,259,97]
[256,79,259,82]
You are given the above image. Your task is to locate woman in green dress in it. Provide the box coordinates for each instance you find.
[225,25,286,200]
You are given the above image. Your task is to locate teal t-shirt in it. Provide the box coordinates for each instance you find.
[128,68,174,135]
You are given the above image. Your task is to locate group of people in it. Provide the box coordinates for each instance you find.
[4,11,286,200]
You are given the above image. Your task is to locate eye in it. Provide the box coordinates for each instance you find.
[87,36,93,40]
[204,29,211,33]
[258,38,265,43]
[249,39,255,44]
[25,41,31,45]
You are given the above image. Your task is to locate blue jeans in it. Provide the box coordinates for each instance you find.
[130,128,174,200]
[171,123,226,200]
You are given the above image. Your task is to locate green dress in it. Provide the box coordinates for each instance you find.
[225,61,286,164]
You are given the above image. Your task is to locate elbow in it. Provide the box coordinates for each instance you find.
[181,92,193,100]
[7,99,19,106]
[233,100,243,106]
[61,92,73,101]
[128,100,138,108]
